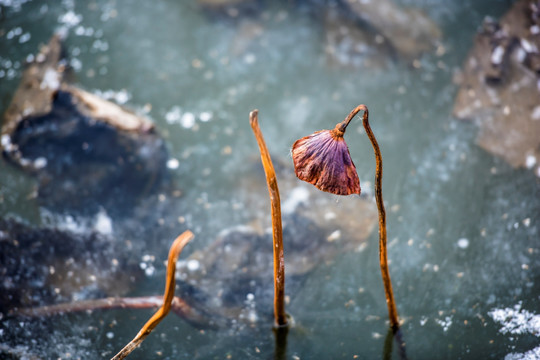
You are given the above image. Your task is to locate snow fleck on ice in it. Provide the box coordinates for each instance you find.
[59,10,82,27]
[165,107,213,127]
[181,113,196,128]
[6,27,22,40]
[165,106,182,124]
[489,302,540,336]
[18,32,31,43]
[34,157,47,169]
[281,186,309,214]
[525,155,536,169]
[186,259,200,272]
[93,89,131,105]
[1,134,15,151]
[199,112,213,122]
[490,303,540,360]
[327,230,341,242]
[505,346,540,360]
[457,238,469,249]
[166,158,179,170]
[40,68,60,90]
[94,208,113,235]
[435,316,453,332]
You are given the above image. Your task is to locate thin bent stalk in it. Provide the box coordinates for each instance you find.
[12,296,206,324]
[111,230,194,360]
[337,104,400,332]
[249,109,288,328]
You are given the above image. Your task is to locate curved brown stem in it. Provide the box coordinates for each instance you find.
[111,230,194,360]
[338,104,400,332]
[12,295,211,327]
[249,110,288,328]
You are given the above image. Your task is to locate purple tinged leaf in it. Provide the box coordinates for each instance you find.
[292,128,360,196]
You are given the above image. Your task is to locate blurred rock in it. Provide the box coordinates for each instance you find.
[336,0,441,61]
[1,35,169,215]
[240,155,378,243]
[453,0,540,177]
[176,156,377,324]
[0,344,41,360]
[202,0,441,63]
[198,0,261,19]
[323,7,393,68]
[0,217,142,314]
[229,20,264,56]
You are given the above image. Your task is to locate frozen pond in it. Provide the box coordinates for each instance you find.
[0,0,539,359]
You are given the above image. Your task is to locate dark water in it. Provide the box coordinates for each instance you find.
[1,0,539,359]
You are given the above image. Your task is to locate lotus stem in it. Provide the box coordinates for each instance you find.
[249,109,288,328]
[339,104,400,332]
[11,295,212,327]
[111,230,194,360]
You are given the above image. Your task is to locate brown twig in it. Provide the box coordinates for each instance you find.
[110,230,194,360]
[12,296,209,326]
[249,110,288,328]
[337,104,400,332]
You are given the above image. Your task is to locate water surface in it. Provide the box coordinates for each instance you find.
[0,0,538,359]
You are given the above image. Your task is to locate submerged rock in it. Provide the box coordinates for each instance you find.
[176,156,377,325]
[1,34,169,214]
[1,152,378,329]
[229,19,264,57]
[453,0,540,177]
[323,7,393,68]
[201,0,441,63]
[0,217,142,314]
[341,0,442,61]
[198,0,261,19]
[0,344,41,360]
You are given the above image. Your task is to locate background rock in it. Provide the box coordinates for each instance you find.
[1,35,169,215]
[0,217,142,314]
[453,0,540,177]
